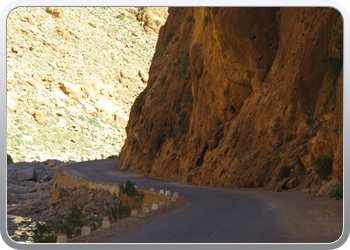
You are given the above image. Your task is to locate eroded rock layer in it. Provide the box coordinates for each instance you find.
[119,7,343,192]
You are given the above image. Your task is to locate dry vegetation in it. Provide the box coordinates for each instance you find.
[7,7,168,162]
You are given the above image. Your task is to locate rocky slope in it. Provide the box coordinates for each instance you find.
[119,7,343,193]
[7,159,124,242]
[7,7,168,162]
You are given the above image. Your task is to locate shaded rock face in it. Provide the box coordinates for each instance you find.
[120,7,343,191]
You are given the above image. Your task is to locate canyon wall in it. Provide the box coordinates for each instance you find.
[119,7,343,192]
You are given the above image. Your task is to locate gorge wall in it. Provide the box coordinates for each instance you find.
[119,7,343,192]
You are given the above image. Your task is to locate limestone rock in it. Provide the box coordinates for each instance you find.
[7,93,18,112]
[7,154,14,165]
[45,159,64,168]
[59,82,82,101]
[11,45,20,53]
[275,186,283,192]
[46,7,64,18]
[34,110,48,125]
[285,178,298,190]
[316,179,342,196]
[138,69,148,82]
[50,187,70,205]
[15,166,37,181]
[26,79,40,88]
[35,182,42,191]
[34,94,48,105]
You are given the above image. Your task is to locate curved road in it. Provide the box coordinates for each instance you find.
[60,159,343,243]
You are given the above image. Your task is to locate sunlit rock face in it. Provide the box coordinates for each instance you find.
[120,7,343,192]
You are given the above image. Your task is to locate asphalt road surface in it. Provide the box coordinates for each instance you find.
[60,159,343,243]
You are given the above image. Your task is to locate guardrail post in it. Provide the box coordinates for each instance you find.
[101,216,111,229]
[151,203,159,210]
[56,233,67,243]
[81,225,91,236]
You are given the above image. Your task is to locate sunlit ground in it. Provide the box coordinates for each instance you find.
[7,215,37,243]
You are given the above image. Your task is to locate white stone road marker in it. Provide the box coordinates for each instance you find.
[101,216,111,229]
[143,206,150,214]
[81,225,91,236]
[56,233,67,243]
[131,209,139,218]
[159,200,166,207]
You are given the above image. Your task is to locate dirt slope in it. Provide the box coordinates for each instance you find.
[7,7,168,162]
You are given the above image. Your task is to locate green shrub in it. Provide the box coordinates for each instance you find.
[179,61,189,76]
[155,132,166,150]
[329,184,343,199]
[277,165,291,181]
[152,51,163,61]
[31,222,57,243]
[119,180,137,196]
[204,16,209,27]
[107,202,130,222]
[164,30,175,47]
[135,105,142,115]
[31,204,86,242]
[118,180,145,209]
[179,119,190,135]
[284,136,293,142]
[117,14,125,21]
[215,118,223,127]
[314,155,333,180]
[88,117,102,128]
[186,15,195,23]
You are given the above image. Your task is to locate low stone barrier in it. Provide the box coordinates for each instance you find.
[53,169,120,195]
[53,167,173,214]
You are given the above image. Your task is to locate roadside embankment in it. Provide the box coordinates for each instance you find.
[54,165,174,213]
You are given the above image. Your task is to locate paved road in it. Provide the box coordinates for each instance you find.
[60,159,343,243]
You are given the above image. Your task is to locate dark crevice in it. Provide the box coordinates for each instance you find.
[196,145,209,167]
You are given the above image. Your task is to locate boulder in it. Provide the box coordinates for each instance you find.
[50,187,70,205]
[34,110,48,125]
[34,94,48,104]
[59,82,82,101]
[316,178,342,196]
[275,177,291,191]
[138,69,148,82]
[285,178,299,190]
[15,166,37,181]
[46,7,64,18]
[7,154,14,165]
[25,199,43,206]
[7,95,18,112]
[45,159,64,168]
[35,182,42,191]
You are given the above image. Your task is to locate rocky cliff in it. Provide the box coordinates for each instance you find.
[119,7,343,192]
